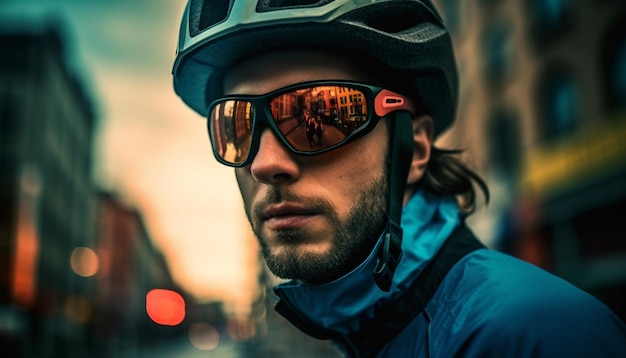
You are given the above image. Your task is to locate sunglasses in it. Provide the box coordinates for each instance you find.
[207,81,416,167]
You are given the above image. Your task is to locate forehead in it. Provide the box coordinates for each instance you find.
[222,49,378,95]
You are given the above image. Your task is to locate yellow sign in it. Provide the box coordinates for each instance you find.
[523,113,626,196]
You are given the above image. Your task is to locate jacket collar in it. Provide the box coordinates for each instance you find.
[273,189,461,335]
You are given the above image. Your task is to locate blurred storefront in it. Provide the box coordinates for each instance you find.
[435,0,626,321]
[517,114,626,320]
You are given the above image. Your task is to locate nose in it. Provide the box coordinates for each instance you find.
[249,129,300,184]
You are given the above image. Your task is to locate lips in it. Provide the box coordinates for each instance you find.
[261,203,317,230]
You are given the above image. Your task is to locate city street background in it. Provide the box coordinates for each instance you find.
[1,0,625,357]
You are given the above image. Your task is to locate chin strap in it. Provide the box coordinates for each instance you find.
[373,111,414,292]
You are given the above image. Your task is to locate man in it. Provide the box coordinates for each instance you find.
[172,0,626,356]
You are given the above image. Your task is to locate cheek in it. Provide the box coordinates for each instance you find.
[316,144,386,213]
[330,128,387,181]
[235,168,256,203]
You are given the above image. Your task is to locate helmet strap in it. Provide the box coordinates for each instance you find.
[373,111,414,291]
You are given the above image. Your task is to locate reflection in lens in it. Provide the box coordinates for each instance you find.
[210,100,253,164]
[270,85,369,152]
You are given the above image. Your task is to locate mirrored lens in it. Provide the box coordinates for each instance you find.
[270,85,370,151]
[209,100,253,165]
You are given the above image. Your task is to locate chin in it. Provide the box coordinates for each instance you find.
[264,244,344,284]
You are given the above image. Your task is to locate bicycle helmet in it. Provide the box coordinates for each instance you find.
[172,0,458,136]
[172,0,458,292]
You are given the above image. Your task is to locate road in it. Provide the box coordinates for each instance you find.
[120,338,243,358]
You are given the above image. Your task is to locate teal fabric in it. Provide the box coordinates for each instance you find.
[274,189,461,335]
[380,249,626,357]
[273,189,626,357]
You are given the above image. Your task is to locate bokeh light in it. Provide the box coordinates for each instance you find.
[227,316,256,341]
[188,322,219,351]
[70,246,99,277]
[145,289,186,326]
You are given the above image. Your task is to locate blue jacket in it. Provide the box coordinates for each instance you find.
[274,190,626,357]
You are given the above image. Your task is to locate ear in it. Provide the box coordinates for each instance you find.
[406,115,433,186]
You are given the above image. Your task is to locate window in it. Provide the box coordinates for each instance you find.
[486,106,522,178]
[536,64,582,140]
[482,21,512,86]
[527,0,573,48]
[0,93,18,136]
[610,41,626,107]
[602,13,626,110]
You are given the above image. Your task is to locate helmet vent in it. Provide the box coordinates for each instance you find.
[257,0,334,13]
[362,8,431,34]
[190,0,233,36]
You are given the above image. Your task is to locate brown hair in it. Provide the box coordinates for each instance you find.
[422,147,490,214]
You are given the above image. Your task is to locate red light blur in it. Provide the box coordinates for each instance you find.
[145,289,185,326]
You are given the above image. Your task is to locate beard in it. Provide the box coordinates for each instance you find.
[242,175,388,285]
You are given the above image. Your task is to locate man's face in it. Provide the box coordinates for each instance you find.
[223,50,390,284]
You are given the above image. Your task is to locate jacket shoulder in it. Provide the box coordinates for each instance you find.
[427,250,626,357]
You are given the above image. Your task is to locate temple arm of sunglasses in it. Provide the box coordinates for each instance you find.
[374,89,416,117]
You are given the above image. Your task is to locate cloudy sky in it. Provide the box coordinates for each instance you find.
[1,0,257,310]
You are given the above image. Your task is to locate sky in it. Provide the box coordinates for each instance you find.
[1,0,257,310]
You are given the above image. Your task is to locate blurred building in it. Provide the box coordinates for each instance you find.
[434,0,626,321]
[0,23,224,357]
[0,24,98,357]
[94,192,189,356]
[95,191,233,356]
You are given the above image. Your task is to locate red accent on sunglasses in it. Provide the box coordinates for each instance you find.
[375,89,416,117]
